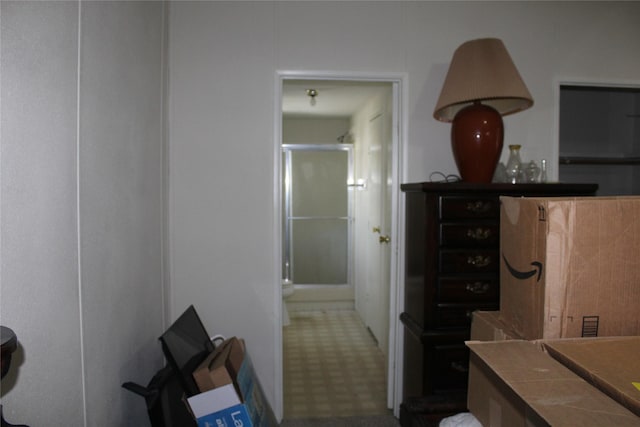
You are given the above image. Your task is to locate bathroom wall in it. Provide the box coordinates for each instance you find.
[283,118,350,144]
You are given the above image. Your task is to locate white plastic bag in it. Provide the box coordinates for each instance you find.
[439,412,482,427]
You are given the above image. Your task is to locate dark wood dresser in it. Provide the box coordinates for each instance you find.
[398,182,598,427]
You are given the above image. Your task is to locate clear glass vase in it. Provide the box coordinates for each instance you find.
[505,144,522,184]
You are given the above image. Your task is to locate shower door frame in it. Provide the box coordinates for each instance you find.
[282,143,355,287]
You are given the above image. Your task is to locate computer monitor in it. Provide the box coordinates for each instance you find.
[159,305,214,396]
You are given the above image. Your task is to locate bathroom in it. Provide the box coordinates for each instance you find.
[280,78,398,418]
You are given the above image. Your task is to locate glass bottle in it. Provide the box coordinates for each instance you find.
[524,161,540,183]
[505,144,522,184]
[540,159,548,183]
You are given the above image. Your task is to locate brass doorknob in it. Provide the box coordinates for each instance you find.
[379,235,391,243]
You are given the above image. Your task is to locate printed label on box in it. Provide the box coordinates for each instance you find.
[197,403,252,427]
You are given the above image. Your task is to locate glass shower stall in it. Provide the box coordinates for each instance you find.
[282,144,354,285]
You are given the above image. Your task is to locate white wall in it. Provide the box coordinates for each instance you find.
[168,1,640,419]
[1,2,166,426]
[167,0,280,416]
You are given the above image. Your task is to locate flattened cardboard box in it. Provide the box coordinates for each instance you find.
[542,336,640,417]
[466,340,640,427]
[468,315,640,420]
[470,311,522,342]
[499,196,640,340]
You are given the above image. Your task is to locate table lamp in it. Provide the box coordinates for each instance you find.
[434,38,533,183]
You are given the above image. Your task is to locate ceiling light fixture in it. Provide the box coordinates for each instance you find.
[306,89,318,106]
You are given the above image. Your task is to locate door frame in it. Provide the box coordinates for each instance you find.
[273,70,408,419]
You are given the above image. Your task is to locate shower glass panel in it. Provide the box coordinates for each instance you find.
[283,145,353,285]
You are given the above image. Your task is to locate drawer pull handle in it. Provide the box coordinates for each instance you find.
[466,282,490,294]
[450,361,468,373]
[465,201,491,214]
[467,255,491,268]
[467,227,492,240]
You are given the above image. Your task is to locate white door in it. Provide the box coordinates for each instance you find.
[364,103,392,361]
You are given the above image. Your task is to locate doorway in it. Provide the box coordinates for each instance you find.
[275,72,407,419]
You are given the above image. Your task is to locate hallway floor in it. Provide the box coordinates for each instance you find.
[283,310,391,419]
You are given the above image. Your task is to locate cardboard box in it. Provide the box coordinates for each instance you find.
[235,350,278,427]
[187,338,278,427]
[542,336,640,417]
[499,196,640,340]
[470,311,522,341]
[469,313,640,420]
[187,383,253,427]
[193,337,245,393]
[466,340,640,426]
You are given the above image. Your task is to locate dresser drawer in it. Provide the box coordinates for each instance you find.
[439,223,499,247]
[439,196,500,220]
[439,249,498,273]
[426,344,469,392]
[437,277,499,303]
[433,304,498,328]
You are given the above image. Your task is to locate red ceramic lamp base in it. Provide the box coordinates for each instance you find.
[451,102,504,183]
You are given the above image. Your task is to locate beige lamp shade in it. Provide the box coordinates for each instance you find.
[433,38,533,122]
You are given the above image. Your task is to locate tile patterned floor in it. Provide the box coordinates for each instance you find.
[283,310,391,419]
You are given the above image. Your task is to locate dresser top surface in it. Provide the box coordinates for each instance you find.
[400,182,598,196]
